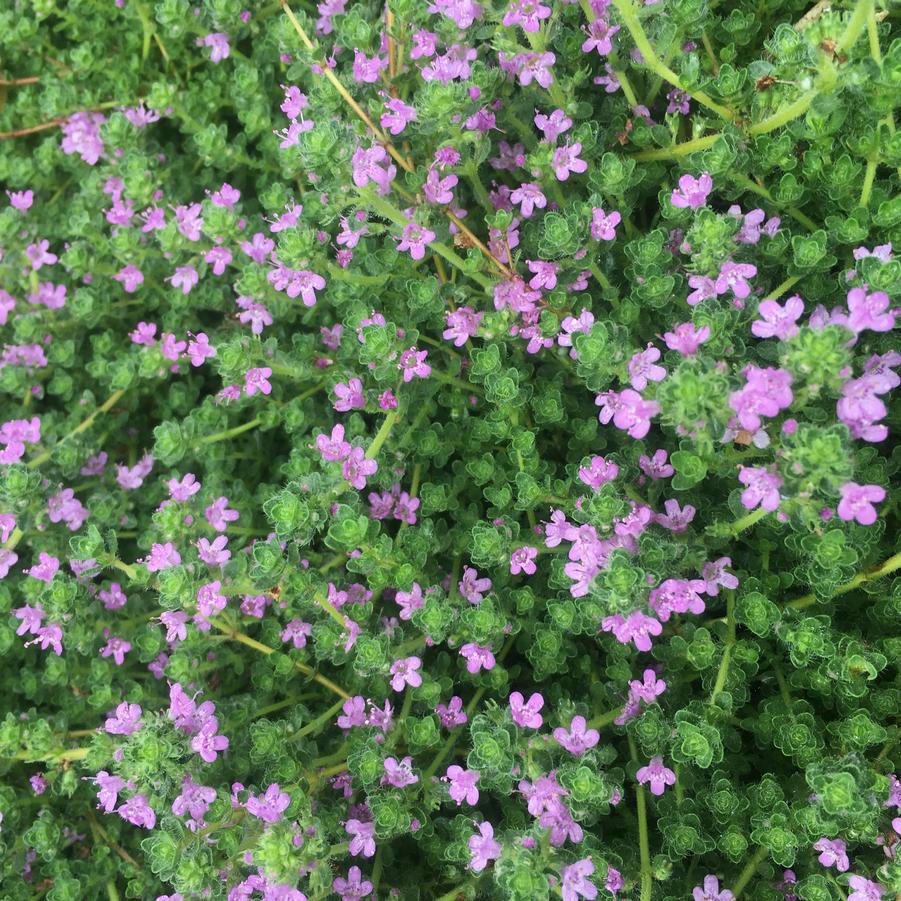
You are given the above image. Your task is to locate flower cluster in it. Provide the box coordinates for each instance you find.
[0,0,898,899]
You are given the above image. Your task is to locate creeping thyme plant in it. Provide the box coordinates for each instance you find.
[1,0,901,898]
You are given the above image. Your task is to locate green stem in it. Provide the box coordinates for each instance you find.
[197,417,262,445]
[207,618,350,699]
[628,734,653,901]
[730,174,819,232]
[609,0,735,121]
[435,880,476,901]
[729,845,768,898]
[836,0,872,53]
[859,155,878,208]
[630,133,721,161]
[27,388,126,468]
[365,409,399,460]
[786,549,901,610]
[710,589,736,702]
[294,697,346,739]
[763,274,803,301]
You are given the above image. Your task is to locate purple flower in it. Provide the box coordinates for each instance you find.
[663,321,710,355]
[191,716,229,763]
[381,97,417,135]
[628,345,666,390]
[671,172,713,209]
[460,642,495,673]
[437,695,468,728]
[346,818,376,857]
[692,875,734,901]
[333,866,373,901]
[701,558,739,596]
[837,482,885,525]
[517,51,556,88]
[198,32,230,62]
[459,566,492,604]
[146,542,181,572]
[100,637,132,666]
[395,582,424,619]
[389,656,422,691]
[104,701,142,735]
[738,465,782,512]
[553,715,600,756]
[398,347,431,381]
[596,389,660,439]
[582,17,620,55]
[578,455,619,489]
[534,108,572,141]
[93,771,125,813]
[561,857,597,901]
[639,449,674,481]
[552,143,587,181]
[847,287,896,333]
[590,207,621,241]
[752,295,804,340]
[246,783,290,824]
[509,690,544,728]
[443,307,483,345]
[847,876,883,901]
[117,794,156,829]
[813,837,849,872]
[168,265,199,295]
[445,765,480,805]
[600,610,662,652]
[510,182,547,218]
[630,668,667,703]
[637,756,676,796]
[160,611,188,643]
[351,145,397,195]
[334,377,366,412]
[315,424,352,461]
[342,447,378,490]
[510,546,538,575]
[7,189,33,211]
[60,111,106,165]
[715,261,758,300]
[503,0,551,32]
[382,755,418,788]
[244,367,272,396]
[468,821,502,872]
[170,776,216,833]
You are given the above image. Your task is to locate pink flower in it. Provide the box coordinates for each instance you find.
[191,716,229,763]
[104,702,143,735]
[837,482,886,525]
[113,265,144,293]
[581,17,620,55]
[663,322,710,356]
[168,265,199,295]
[172,775,217,830]
[628,345,666,390]
[534,108,572,141]
[590,207,621,240]
[117,794,156,829]
[509,690,544,729]
[381,97,417,135]
[389,656,422,691]
[398,347,431,381]
[198,32,230,62]
[553,716,600,756]
[445,765,480,805]
[315,424,352,461]
[503,0,551,32]
[468,821,501,872]
[342,447,378,490]
[846,286,897,333]
[246,783,290,823]
[847,876,883,901]
[334,866,373,901]
[510,182,547,218]
[737,465,782,512]
[346,818,376,857]
[752,295,804,340]
[552,143,587,181]
[636,755,676,795]
[561,857,597,901]
[205,496,238,531]
[460,642,495,673]
[691,875,733,901]
[397,223,436,260]
[510,546,538,575]
[100,636,132,666]
[146,542,181,572]
[187,333,216,366]
[813,837,849,872]
[244,367,272,396]
[671,172,713,209]
[382,755,418,788]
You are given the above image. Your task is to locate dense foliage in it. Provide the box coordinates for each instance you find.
[1,0,900,898]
